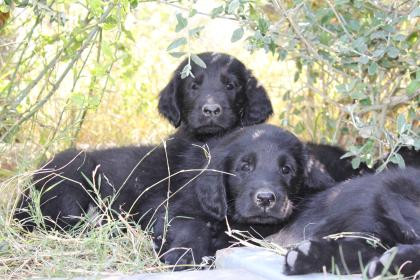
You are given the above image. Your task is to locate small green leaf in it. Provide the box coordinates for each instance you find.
[294,121,305,134]
[231,27,244,42]
[189,26,204,37]
[228,0,240,14]
[169,52,186,58]
[358,55,369,64]
[371,48,385,58]
[390,153,405,168]
[351,157,361,169]
[340,151,355,159]
[191,54,206,69]
[352,37,367,52]
[294,71,300,82]
[278,49,288,60]
[397,114,406,134]
[351,91,367,100]
[368,62,378,76]
[70,92,86,107]
[189,8,197,17]
[407,80,419,95]
[386,46,399,58]
[370,31,387,40]
[175,13,188,32]
[211,6,224,18]
[257,17,269,34]
[392,34,406,42]
[320,32,331,45]
[181,63,193,79]
[167,37,187,51]
[122,28,135,42]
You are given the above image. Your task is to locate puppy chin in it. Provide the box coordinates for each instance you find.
[195,125,226,135]
[231,212,284,225]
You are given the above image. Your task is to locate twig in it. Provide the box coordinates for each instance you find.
[325,0,353,40]
[357,91,419,114]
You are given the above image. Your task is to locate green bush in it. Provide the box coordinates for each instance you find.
[166,0,419,169]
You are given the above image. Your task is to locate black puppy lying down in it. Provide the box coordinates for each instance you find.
[14,124,334,268]
[269,167,420,278]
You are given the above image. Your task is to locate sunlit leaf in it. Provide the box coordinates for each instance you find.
[231,27,244,43]
[169,52,186,58]
[390,153,405,168]
[368,62,378,75]
[228,0,239,14]
[407,80,419,96]
[351,157,361,169]
[211,6,224,18]
[167,37,187,51]
[189,26,204,37]
[191,54,206,69]
[175,13,188,32]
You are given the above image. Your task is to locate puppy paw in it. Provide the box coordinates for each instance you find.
[367,247,398,278]
[284,240,324,275]
[162,249,194,271]
[367,245,420,279]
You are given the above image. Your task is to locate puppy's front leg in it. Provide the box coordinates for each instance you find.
[157,217,215,270]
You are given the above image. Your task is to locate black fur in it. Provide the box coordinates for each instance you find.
[307,143,371,182]
[269,167,420,278]
[158,52,273,142]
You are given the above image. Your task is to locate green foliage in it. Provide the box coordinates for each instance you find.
[199,0,419,168]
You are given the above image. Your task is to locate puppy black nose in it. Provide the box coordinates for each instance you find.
[202,104,222,117]
[255,192,276,208]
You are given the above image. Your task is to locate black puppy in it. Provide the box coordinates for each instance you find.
[308,144,420,182]
[14,124,334,269]
[269,167,420,278]
[158,52,273,142]
[307,143,371,182]
[185,124,335,252]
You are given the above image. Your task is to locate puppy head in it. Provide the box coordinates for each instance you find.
[193,124,334,224]
[158,52,273,137]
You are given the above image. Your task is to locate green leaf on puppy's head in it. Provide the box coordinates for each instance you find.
[191,54,206,69]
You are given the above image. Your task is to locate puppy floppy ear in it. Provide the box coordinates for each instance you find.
[193,152,228,220]
[303,149,336,192]
[241,71,273,126]
[158,73,181,127]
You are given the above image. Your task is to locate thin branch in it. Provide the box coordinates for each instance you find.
[357,91,420,114]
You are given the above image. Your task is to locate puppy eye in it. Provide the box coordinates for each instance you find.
[281,166,291,175]
[191,82,199,90]
[240,162,251,171]
[225,83,235,90]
